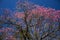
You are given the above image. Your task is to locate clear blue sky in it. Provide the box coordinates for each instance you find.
[0,0,60,10]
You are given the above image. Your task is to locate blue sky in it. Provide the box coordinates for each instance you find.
[0,0,60,10]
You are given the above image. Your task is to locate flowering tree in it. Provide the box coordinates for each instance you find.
[0,0,60,40]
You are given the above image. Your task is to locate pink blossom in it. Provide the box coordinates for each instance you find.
[14,12,25,18]
[16,21,21,25]
[6,35,16,40]
[2,28,14,32]
[0,30,4,32]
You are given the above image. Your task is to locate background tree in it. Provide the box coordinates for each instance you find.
[0,0,60,40]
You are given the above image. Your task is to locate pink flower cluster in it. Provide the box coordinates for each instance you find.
[0,28,14,32]
[14,12,25,18]
[14,5,60,22]
[6,35,16,40]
